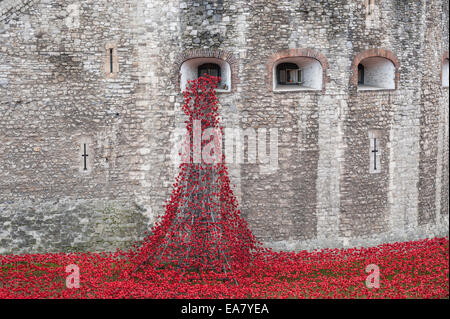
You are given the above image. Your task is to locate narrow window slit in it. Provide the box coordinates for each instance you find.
[372,138,378,171]
[82,143,89,171]
[369,130,382,174]
[109,48,114,74]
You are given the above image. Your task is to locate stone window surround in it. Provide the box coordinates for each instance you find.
[365,0,377,17]
[174,49,239,93]
[265,48,330,93]
[368,129,383,174]
[357,57,396,91]
[441,51,449,88]
[77,135,94,174]
[173,48,450,93]
[273,58,323,92]
[179,58,232,93]
[351,48,400,91]
[104,43,119,79]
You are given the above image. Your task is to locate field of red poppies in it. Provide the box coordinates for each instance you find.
[0,236,448,299]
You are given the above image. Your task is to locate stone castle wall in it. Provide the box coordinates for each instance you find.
[0,0,448,254]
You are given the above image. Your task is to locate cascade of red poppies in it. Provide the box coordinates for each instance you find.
[132,75,258,274]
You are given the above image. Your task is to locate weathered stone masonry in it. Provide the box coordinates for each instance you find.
[0,0,448,254]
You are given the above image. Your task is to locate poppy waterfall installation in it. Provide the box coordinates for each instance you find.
[132,75,259,278]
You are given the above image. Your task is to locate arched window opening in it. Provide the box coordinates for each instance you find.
[442,58,449,88]
[273,57,323,91]
[357,56,395,91]
[180,58,231,92]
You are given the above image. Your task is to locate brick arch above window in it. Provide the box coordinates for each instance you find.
[174,49,239,92]
[351,48,400,89]
[266,48,330,92]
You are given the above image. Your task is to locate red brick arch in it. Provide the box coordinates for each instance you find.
[350,48,400,89]
[173,49,239,92]
[266,48,330,92]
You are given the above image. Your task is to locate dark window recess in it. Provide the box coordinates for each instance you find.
[277,62,302,85]
[109,48,114,73]
[198,63,221,79]
[358,64,365,84]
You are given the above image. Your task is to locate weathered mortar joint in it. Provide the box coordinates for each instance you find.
[0,0,39,23]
